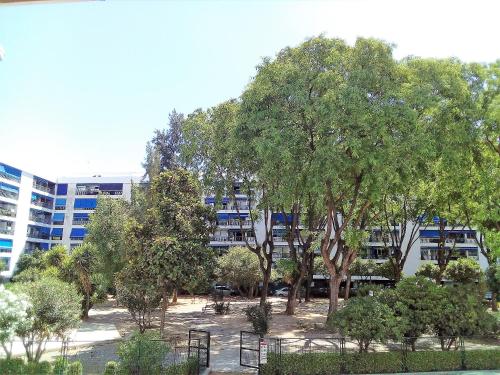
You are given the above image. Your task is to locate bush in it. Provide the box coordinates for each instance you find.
[213,301,230,315]
[66,361,83,375]
[163,357,198,375]
[52,357,67,375]
[261,349,500,374]
[244,303,272,337]
[103,361,118,375]
[116,331,169,375]
[328,296,403,352]
[24,360,52,374]
[0,358,24,374]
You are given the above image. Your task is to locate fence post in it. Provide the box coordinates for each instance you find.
[340,337,346,374]
[459,337,466,370]
[279,338,282,375]
[401,338,409,373]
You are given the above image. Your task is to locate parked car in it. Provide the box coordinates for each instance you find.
[213,285,235,296]
[274,287,290,297]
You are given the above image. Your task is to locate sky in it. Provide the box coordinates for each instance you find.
[0,0,499,180]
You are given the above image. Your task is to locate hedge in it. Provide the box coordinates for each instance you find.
[0,358,83,375]
[261,349,500,374]
[103,357,198,375]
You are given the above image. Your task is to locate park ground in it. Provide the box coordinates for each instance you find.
[35,296,499,374]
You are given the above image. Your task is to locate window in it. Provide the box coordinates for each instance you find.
[55,198,66,210]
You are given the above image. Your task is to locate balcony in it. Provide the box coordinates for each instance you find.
[0,184,19,200]
[0,164,21,183]
[72,220,89,226]
[33,183,55,195]
[0,204,16,218]
[31,199,53,209]
[29,215,51,225]
[217,219,252,227]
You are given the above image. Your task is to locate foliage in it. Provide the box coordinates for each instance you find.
[444,258,483,283]
[116,331,169,375]
[261,349,500,375]
[415,262,441,282]
[162,357,198,375]
[275,259,299,285]
[115,263,161,333]
[217,247,261,297]
[0,285,30,358]
[431,284,498,349]
[328,296,403,352]
[244,303,272,337]
[213,301,230,315]
[486,263,500,295]
[13,250,44,277]
[103,361,118,375]
[65,243,104,318]
[380,276,442,349]
[86,197,130,290]
[0,358,83,375]
[148,169,216,335]
[12,277,82,362]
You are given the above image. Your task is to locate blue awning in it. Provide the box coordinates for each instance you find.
[0,239,13,248]
[51,228,63,236]
[40,243,49,250]
[56,184,68,195]
[52,213,65,222]
[217,213,229,220]
[55,198,66,206]
[74,198,97,209]
[73,213,89,219]
[70,228,87,237]
[0,182,19,194]
[100,183,123,191]
[272,213,293,224]
[205,197,216,204]
[228,213,249,219]
[0,163,21,178]
[420,230,440,238]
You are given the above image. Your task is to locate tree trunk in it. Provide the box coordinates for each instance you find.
[83,292,91,319]
[328,276,342,316]
[492,291,498,312]
[394,265,402,283]
[285,283,299,315]
[160,286,169,338]
[172,289,178,304]
[248,285,254,299]
[344,272,351,300]
[305,255,314,302]
[260,269,271,307]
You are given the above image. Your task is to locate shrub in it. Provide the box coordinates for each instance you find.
[0,358,24,374]
[103,361,118,375]
[260,349,500,374]
[244,303,272,337]
[328,296,403,352]
[116,331,169,375]
[213,301,230,315]
[24,360,52,374]
[406,351,461,372]
[66,361,83,375]
[52,357,67,375]
[163,357,198,375]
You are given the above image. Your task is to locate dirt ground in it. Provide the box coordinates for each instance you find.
[57,295,334,374]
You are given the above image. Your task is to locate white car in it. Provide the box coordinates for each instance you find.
[274,287,289,297]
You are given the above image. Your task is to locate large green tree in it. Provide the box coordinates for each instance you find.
[217,246,261,297]
[239,36,419,315]
[149,169,216,337]
[181,100,278,307]
[86,196,130,290]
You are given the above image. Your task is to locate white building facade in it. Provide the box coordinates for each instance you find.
[0,161,139,279]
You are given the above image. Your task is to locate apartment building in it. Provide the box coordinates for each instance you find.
[205,183,489,280]
[0,161,139,279]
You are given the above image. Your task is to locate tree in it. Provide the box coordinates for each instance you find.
[239,37,420,316]
[116,331,169,375]
[444,258,483,284]
[432,284,498,350]
[65,243,101,319]
[143,109,185,181]
[328,296,403,353]
[86,196,130,290]
[12,277,81,362]
[13,250,44,276]
[415,263,441,283]
[217,246,261,297]
[115,264,161,333]
[380,276,443,351]
[181,101,278,308]
[0,285,30,359]
[149,169,216,337]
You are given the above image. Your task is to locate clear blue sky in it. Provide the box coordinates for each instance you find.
[0,0,498,180]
